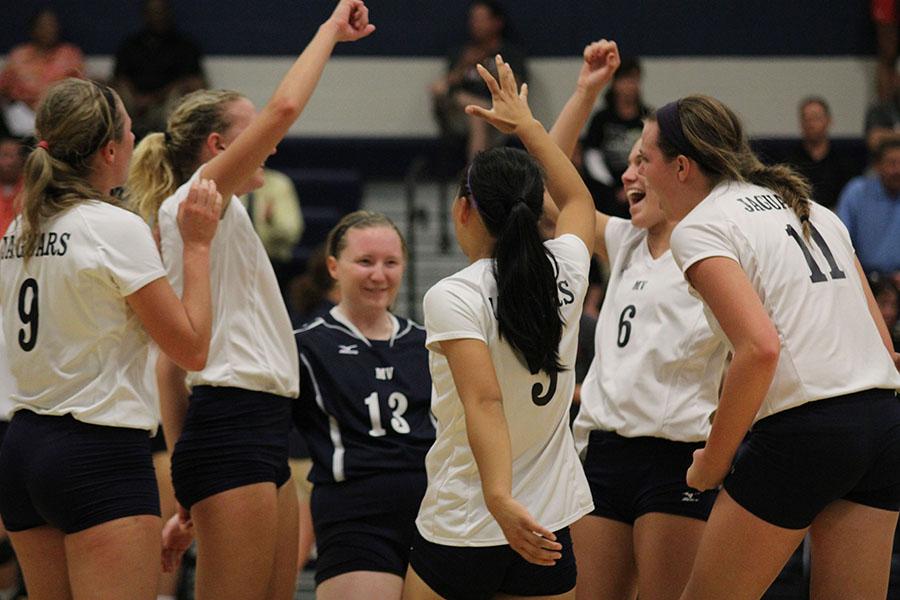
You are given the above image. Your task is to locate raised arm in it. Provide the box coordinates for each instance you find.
[542,41,620,258]
[466,56,595,250]
[440,338,563,566]
[200,0,375,201]
[128,180,222,371]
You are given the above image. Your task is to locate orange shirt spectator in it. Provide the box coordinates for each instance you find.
[0,137,24,236]
[0,8,84,110]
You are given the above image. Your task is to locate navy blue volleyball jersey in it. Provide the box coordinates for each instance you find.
[294,310,435,484]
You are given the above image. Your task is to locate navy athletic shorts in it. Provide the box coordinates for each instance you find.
[149,424,167,454]
[311,470,426,585]
[0,419,7,449]
[725,388,900,529]
[0,410,159,534]
[409,527,577,600]
[582,429,716,524]
[171,386,292,510]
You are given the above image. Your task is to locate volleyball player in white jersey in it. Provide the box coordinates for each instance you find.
[0,316,19,600]
[0,78,220,599]
[404,57,595,600]
[638,95,900,600]
[127,2,374,599]
[538,43,726,600]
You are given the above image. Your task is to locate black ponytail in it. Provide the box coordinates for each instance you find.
[465,148,564,375]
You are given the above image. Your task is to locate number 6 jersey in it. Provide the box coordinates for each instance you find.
[572,218,729,455]
[293,307,435,484]
[670,180,900,420]
[0,202,167,432]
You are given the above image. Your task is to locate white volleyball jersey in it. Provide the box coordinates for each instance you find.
[0,202,167,431]
[0,314,16,421]
[573,218,727,453]
[416,234,595,546]
[671,180,900,421]
[141,343,162,424]
[158,167,299,398]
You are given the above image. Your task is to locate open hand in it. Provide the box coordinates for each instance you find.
[488,496,563,566]
[685,447,731,491]
[328,0,376,43]
[576,40,621,95]
[465,55,533,134]
[177,178,223,247]
[161,507,194,573]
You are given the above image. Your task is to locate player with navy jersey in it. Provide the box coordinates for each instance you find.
[0,78,220,599]
[296,311,432,484]
[639,95,900,600]
[539,43,725,600]
[127,4,375,599]
[293,211,434,600]
[404,57,595,600]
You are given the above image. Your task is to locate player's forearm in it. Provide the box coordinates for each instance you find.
[158,354,190,449]
[704,344,778,467]
[549,87,597,160]
[517,120,592,215]
[463,393,514,507]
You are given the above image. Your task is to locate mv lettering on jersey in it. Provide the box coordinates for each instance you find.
[632,280,647,291]
[375,367,394,381]
[338,344,359,355]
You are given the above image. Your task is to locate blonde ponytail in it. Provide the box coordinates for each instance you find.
[20,79,124,260]
[127,89,243,225]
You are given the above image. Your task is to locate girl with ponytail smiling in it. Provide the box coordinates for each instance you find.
[404,56,595,600]
[639,95,900,599]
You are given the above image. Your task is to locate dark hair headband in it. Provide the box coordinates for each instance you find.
[655,100,709,172]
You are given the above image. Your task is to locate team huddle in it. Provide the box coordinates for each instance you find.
[0,2,898,600]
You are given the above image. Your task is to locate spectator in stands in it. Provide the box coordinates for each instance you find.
[870,274,900,349]
[865,72,900,158]
[784,97,853,210]
[240,168,305,295]
[579,57,651,219]
[0,137,25,235]
[113,0,207,139]
[0,8,84,136]
[430,0,527,163]
[837,136,900,285]
[872,0,899,102]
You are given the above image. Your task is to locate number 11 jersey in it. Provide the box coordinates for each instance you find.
[671,180,900,420]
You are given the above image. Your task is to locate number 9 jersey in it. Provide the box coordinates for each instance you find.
[293,307,435,484]
[0,202,167,432]
[671,180,900,420]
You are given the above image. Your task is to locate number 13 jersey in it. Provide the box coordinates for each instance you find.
[293,307,435,484]
[0,202,167,432]
[671,180,900,420]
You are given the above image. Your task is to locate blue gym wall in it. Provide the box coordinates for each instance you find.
[1,1,877,57]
